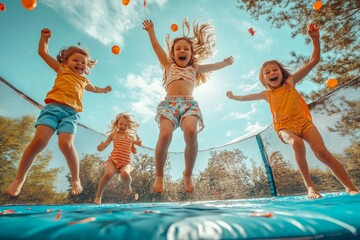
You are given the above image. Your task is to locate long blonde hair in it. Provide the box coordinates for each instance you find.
[164,17,216,87]
[108,112,140,138]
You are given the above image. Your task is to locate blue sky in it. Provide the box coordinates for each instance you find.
[0,0,320,152]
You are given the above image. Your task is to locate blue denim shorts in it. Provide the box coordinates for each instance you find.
[35,103,80,135]
[155,96,204,132]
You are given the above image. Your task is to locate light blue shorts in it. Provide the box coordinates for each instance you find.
[35,104,80,135]
[155,96,204,132]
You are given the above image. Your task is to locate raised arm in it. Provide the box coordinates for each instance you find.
[197,56,234,73]
[97,133,114,152]
[226,90,267,102]
[85,83,112,93]
[291,24,320,85]
[142,19,170,69]
[38,28,61,73]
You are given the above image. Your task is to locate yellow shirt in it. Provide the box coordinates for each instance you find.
[45,66,89,112]
[266,82,312,133]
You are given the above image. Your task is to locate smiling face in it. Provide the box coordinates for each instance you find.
[65,52,88,76]
[172,38,193,67]
[116,117,129,133]
[262,62,283,89]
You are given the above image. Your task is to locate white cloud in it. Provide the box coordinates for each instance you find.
[42,0,168,46]
[226,121,267,144]
[118,65,165,122]
[225,130,233,137]
[229,103,258,120]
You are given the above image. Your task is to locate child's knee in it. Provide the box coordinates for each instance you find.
[290,137,305,150]
[120,171,131,181]
[183,126,197,140]
[158,130,172,143]
[32,136,49,149]
[58,140,74,152]
[314,148,331,162]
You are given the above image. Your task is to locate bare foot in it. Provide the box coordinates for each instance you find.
[348,190,359,195]
[183,172,194,192]
[5,179,26,196]
[124,185,132,195]
[153,176,164,193]
[71,180,83,195]
[94,197,101,205]
[307,187,322,199]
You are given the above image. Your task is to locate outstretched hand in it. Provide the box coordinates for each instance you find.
[226,91,234,98]
[104,85,112,93]
[224,56,234,66]
[142,19,154,32]
[40,28,52,39]
[308,23,320,40]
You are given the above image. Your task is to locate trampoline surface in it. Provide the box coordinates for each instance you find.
[1,193,359,240]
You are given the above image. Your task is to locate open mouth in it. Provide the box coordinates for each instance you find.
[178,56,186,61]
[270,76,278,82]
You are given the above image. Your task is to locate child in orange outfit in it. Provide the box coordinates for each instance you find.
[227,24,358,199]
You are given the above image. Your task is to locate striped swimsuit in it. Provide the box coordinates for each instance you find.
[108,135,132,171]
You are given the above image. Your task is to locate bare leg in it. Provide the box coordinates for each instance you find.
[182,116,198,192]
[303,127,358,194]
[58,133,82,195]
[6,125,54,196]
[280,130,322,199]
[95,161,117,204]
[120,164,132,195]
[153,117,174,193]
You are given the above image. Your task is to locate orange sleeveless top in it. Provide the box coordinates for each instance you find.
[109,135,132,168]
[266,82,312,133]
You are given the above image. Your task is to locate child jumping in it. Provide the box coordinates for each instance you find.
[226,24,358,199]
[95,113,142,204]
[143,18,234,193]
[5,28,112,196]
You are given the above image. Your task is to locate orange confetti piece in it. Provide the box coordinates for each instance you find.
[55,212,62,220]
[122,0,130,6]
[4,209,15,214]
[326,78,338,88]
[112,45,120,55]
[68,217,96,225]
[313,1,322,11]
[22,0,37,10]
[171,24,178,32]
[250,212,274,218]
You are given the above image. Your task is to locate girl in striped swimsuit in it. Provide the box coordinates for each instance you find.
[95,113,142,204]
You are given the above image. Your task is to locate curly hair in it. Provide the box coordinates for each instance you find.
[56,46,97,75]
[164,17,216,87]
[108,112,140,138]
[258,60,292,89]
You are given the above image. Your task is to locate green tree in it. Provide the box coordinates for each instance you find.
[0,116,66,204]
[196,149,254,200]
[237,0,360,100]
[268,151,306,196]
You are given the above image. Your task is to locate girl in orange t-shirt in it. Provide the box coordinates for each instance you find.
[226,24,358,199]
[95,113,142,204]
[6,28,112,197]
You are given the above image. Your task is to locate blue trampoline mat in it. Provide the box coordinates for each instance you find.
[1,193,359,240]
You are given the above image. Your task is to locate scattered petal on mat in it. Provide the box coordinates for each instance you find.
[68,217,96,225]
